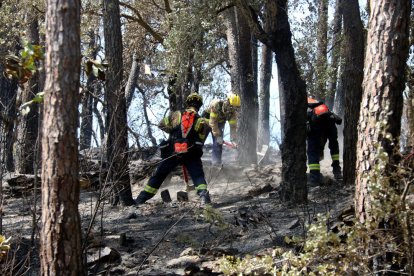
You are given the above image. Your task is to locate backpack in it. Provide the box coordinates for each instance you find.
[171,110,201,154]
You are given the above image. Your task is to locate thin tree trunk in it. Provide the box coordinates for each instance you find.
[236,8,258,165]
[15,13,40,174]
[92,85,105,146]
[41,0,84,273]
[273,0,307,202]
[125,52,140,109]
[0,64,17,172]
[258,43,272,150]
[223,7,241,94]
[258,0,273,150]
[79,29,97,151]
[325,0,342,109]
[235,0,308,202]
[277,65,285,142]
[138,86,157,146]
[315,0,328,100]
[341,0,364,187]
[103,0,134,206]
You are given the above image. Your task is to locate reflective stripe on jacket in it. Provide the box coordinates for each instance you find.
[158,107,208,143]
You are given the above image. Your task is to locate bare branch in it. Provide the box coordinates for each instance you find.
[119,1,164,44]
[234,0,271,47]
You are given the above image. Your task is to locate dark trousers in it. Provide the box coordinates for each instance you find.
[140,150,207,199]
[307,118,340,172]
[211,122,225,165]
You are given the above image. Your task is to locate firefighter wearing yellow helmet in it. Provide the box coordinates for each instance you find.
[135,92,211,205]
[203,93,241,165]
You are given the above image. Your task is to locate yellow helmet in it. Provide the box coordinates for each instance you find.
[186,92,203,109]
[227,93,241,107]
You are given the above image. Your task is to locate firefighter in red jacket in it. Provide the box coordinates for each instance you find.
[135,93,211,205]
[203,93,240,165]
[307,97,343,185]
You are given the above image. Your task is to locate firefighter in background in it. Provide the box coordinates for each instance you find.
[203,93,241,165]
[307,97,343,185]
[135,93,211,205]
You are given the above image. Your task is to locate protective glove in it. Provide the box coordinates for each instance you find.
[216,136,223,145]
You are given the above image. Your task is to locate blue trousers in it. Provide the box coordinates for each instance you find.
[211,122,225,165]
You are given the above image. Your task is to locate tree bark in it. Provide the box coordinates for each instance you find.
[223,7,241,94]
[236,0,308,202]
[79,29,98,151]
[272,0,307,202]
[258,43,272,150]
[235,8,258,165]
[103,0,134,206]
[138,86,157,146]
[315,0,328,100]
[356,0,411,223]
[258,0,273,151]
[41,0,84,274]
[340,0,364,187]
[325,0,342,109]
[15,13,40,174]
[125,52,140,109]
[0,64,17,172]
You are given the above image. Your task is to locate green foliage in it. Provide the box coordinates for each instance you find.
[220,254,276,275]
[200,205,229,231]
[162,1,228,94]
[20,91,44,115]
[4,41,44,84]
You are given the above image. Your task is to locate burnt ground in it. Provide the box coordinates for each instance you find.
[1,146,353,275]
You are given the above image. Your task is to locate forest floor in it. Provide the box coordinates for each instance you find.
[1,145,353,275]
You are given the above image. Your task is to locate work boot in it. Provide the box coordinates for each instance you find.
[199,190,211,206]
[332,165,343,181]
[134,192,152,205]
[308,171,322,186]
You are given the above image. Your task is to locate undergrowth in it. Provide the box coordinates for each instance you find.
[219,144,414,275]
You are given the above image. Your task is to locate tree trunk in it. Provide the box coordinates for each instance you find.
[406,83,414,149]
[41,0,84,274]
[125,52,140,109]
[315,0,328,100]
[273,0,307,202]
[258,0,273,151]
[223,7,241,94]
[15,14,40,174]
[356,0,410,223]
[92,84,105,146]
[340,0,364,187]
[167,75,179,112]
[258,43,272,150]
[235,0,308,202]
[325,0,342,109]
[79,29,98,151]
[277,65,285,142]
[0,64,17,172]
[103,0,134,206]
[138,86,157,146]
[235,8,258,165]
